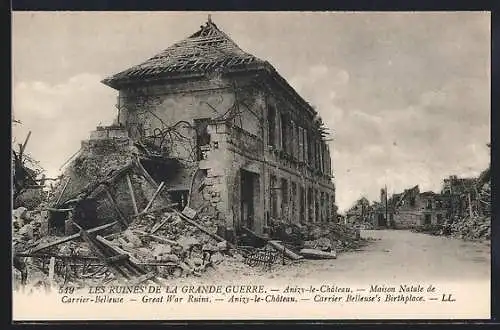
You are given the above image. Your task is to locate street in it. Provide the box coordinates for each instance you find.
[171,229,491,285]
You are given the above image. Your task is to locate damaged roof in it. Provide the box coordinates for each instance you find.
[101,16,318,117]
[102,17,265,88]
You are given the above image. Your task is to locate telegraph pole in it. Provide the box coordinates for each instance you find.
[385,184,389,228]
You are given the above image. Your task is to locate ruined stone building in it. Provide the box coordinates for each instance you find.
[371,185,448,229]
[345,197,370,226]
[94,18,336,238]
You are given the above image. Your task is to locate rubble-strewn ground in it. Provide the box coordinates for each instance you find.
[14,229,489,291]
[146,229,490,285]
[13,205,368,291]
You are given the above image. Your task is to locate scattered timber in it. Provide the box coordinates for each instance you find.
[299,248,337,260]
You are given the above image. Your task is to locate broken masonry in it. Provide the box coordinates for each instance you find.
[13,18,364,288]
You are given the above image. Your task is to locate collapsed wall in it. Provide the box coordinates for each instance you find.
[48,126,172,235]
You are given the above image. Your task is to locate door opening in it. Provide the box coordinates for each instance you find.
[240,170,259,231]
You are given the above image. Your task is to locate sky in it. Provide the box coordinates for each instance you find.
[12,11,491,212]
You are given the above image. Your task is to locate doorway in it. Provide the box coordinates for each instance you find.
[240,170,259,231]
[377,214,385,227]
[424,214,432,225]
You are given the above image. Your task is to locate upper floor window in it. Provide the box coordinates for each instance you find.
[268,106,276,147]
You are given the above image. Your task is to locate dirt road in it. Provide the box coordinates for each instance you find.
[174,229,491,285]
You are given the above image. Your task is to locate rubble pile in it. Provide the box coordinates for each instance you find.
[266,220,366,256]
[14,209,236,288]
[413,215,490,241]
[412,224,442,236]
[106,211,228,278]
[448,215,491,240]
[13,206,48,243]
[304,222,365,253]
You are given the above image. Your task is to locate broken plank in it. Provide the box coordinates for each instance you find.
[132,203,178,218]
[54,177,71,207]
[95,235,143,266]
[48,257,55,287]
[72,162,135,202]
[134,158,159,188]
[150,213,173,234]
[267,241,303,261]
[132,230,180,246]
[104,187,129,228]
[105,254,129,264]
[241,227,303,260]
[142,182,165,214]
[27,221,118,254]
[47,207,74,212]
[76,225,129,279]
[299,248,337,260]
[126,174,139,215]
[19,131,32,160]
[15,252,100,261]
[173,209,235,249]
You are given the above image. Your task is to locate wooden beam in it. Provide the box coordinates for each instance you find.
[69,161,134,202]
[142,182,165,214]
[15,252,100,261]
[299,248,336,259]
[173,209,235,249]
[132,204,178,218]
[150,213,172,234]
[104,187,129,228]
[19,131,32,159]
[47,207,74,212]
[54,177,71,207]
[95,235,151,280]
[48,257,56,287]
[95,235,143,265]
[27,221,118,254]
[132,230,180,246]
[134,158,159,188]
[76,225,129,279]
[126,174,139,215]
[241,227,303,260]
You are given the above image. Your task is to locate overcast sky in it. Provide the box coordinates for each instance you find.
[12,11,490,212]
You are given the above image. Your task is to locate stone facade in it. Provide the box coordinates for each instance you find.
[379,186,448,229]
[112,74,335,237]
[102,20,336,238]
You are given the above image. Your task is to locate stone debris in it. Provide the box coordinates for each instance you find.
[413,215,490,241]
[11,126,361,289]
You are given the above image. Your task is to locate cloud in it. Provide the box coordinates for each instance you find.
[290,65,490,213]
[12,73,117,177]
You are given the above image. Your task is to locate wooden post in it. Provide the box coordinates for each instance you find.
[54,178,71,207]
[27,221,118,254]
[104,187,129,228]
[142,182,165,214]
[126,174,139,215]
[468,193,473,218]
[19,131,32,160]
[134,158,159,188]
